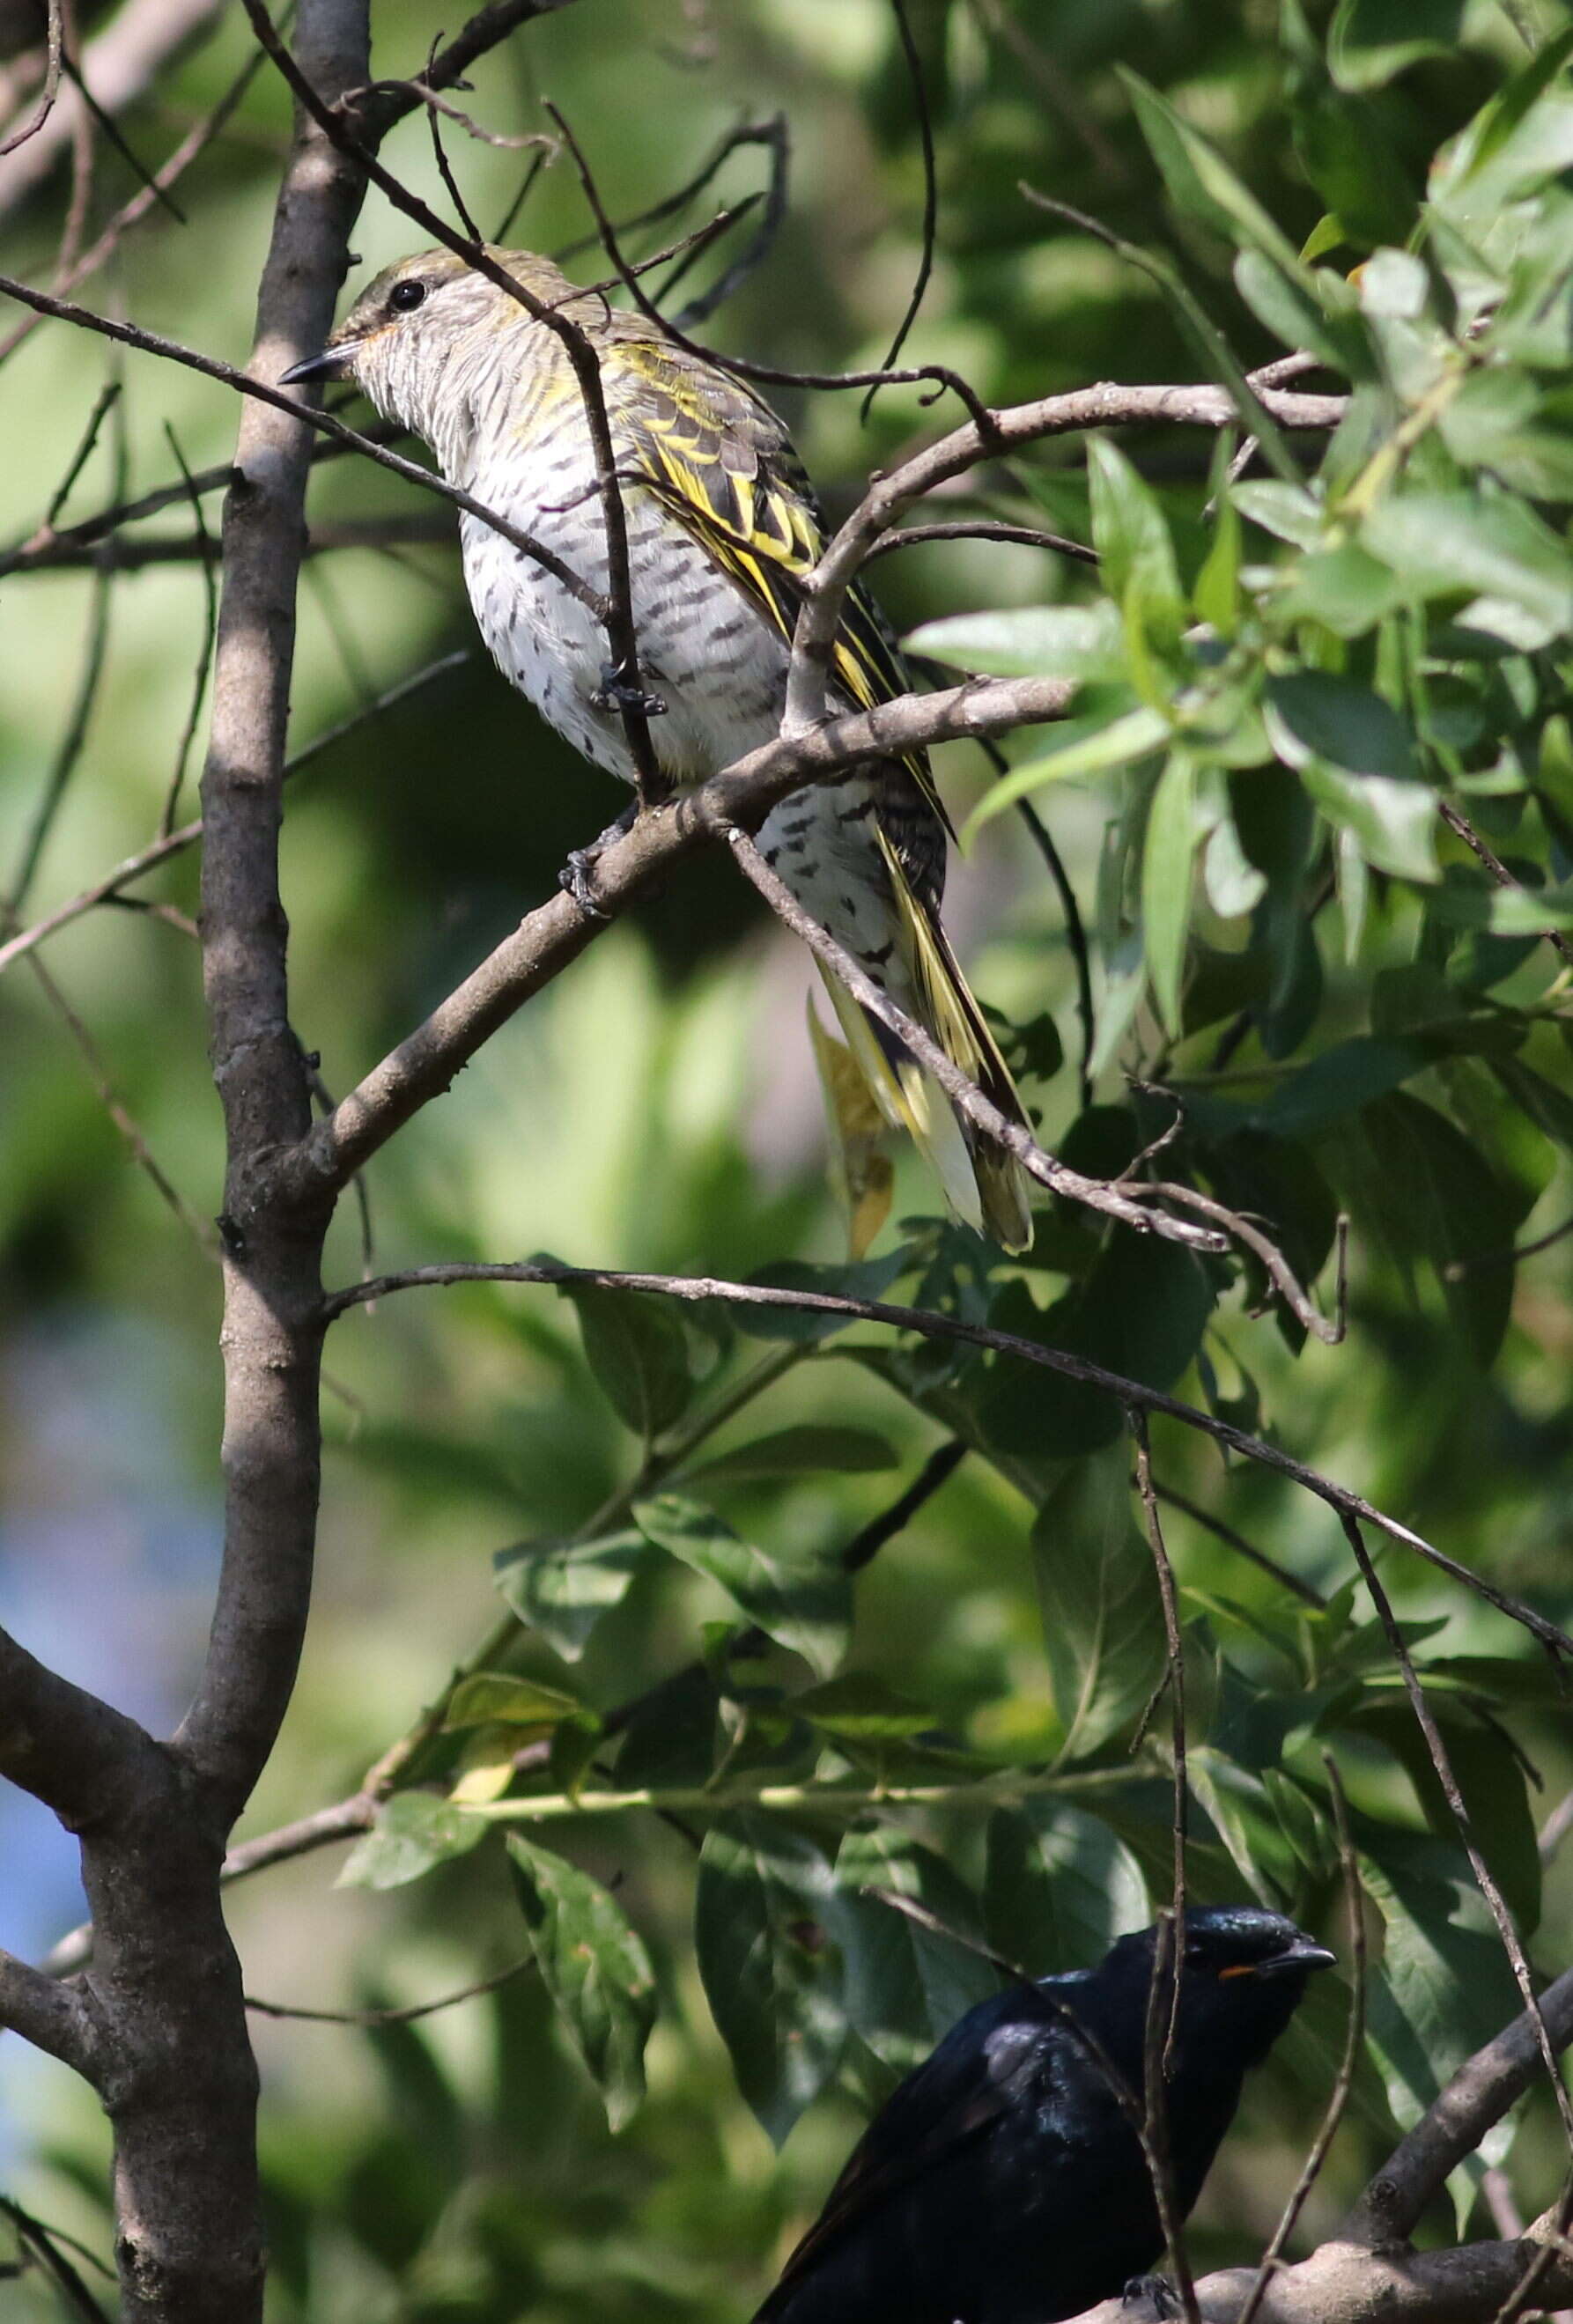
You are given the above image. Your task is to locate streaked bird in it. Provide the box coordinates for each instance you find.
[754,1905,1335,2324]
[281,247,1033,1250]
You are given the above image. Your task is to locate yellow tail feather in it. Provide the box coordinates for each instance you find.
[818,834,1034,1255]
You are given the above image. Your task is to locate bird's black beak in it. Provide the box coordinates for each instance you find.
[1255,1939,1337,1979]
[278,343,351,387]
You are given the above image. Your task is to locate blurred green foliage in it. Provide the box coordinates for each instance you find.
[4,1,1573,2319]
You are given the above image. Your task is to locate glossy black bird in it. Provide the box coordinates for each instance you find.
[754,1905,1335,2324]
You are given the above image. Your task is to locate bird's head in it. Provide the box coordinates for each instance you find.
[278,246,587,454]
[1106,1905,1335,2066]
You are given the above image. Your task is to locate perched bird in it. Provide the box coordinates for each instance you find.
[755,1905,1335,2324]
[280,248,1033,1250]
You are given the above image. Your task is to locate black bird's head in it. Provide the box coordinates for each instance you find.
[1104,1904,1336,2069]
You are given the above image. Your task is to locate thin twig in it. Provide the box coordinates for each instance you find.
[420,37,483,243]
[245,1955,533,2025]
[240,0,665,798]
[0,0,60,156]
[545,100,998,437]
[0,2190,110,2324]
[0,25,269,374]
[0,649,469,982]
[5,373,123,920]
[319,1257,1573,1658]
[1141,1911,1201,2324]
[1447,1210,1573,1278]
[866,518,1097,564]
[22,951,217,1254]
[1540,1787,1573,1865]
[159,423,217,836]
[0,269,602,611]
[727,823,1344,1320]
[1337,1512,1573,2154]
[1439,799,1573,970]
[43,380,122,530]
[665,117,787,328]
[839,1436,966,1573]
[1235,1758,1364,2324]
[1130,1412,1189,2073]
[1148,1479,1326,1610]
[1011,786,1096,1108]
[861,0,937,423]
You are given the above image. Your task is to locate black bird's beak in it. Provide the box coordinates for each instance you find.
[278,343,351,387]
[1255,1938,1337,1979]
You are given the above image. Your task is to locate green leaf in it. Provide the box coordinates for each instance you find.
[982,1236,1214,1461]
[1330,0,1467,92]
[493,1531,649,1663]
[1235,479,1325,548]
[965,705,1171,834]
[793,1673,934,1740]
[1352,1091,1524,1361]
[1186,1749,1302,1907]
[557,1280,695,1442]
[506,1834,657,2131]
[1122,70,1312,277]
[1360,492,1573,651]
[1031,1449,1169,1761]
[1087,437,1185,634]
[1346,1703,1540,1932]
[1298,763,1439,882]
[683,1425,898,1484]
[830,1826,1000,2072]
[696,1816,846,2144]
[336,1793,489,1892]
[1265,672,1416,783]
[724,1251,910,1342]
[1360,1827,1522,2141]
[1275,540,1405,637]
[443,1671,585,1730]
[634,1494,850,1677]
[1425,875,1573,933]
[904,602,1126,681]
[1142,749,1199,1034]
[986,1801,1149,1975]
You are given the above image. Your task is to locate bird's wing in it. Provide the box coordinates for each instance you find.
[755,1996,1062,2319]
[610,336,955,839]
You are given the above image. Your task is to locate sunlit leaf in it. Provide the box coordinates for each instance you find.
[1031,1449,1168,1762]
[337,1795,489,1892]
[696,1817,846,2145]
[506,1835,657,2131]
[634,1494,850,1676]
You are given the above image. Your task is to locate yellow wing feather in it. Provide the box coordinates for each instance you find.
[614,344,955,837]
[611,336,1030,1251]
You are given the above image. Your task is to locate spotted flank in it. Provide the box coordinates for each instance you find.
[326,243,1033,1251]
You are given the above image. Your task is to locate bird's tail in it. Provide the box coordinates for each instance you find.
[818,828,1033,1254]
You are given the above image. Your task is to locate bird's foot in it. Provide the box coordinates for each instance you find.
[591,660,668,719]
[1124,2277,1179,2319]
[558,803,640,920]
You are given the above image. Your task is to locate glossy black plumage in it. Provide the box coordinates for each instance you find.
[755,1905,1334,2324]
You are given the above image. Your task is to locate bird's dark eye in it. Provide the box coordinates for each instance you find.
[388,279,427,314]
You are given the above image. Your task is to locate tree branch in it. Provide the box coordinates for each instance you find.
[1347,1966,1573,2247]
[0,269,601,612]
[781,368,1345,739]
[1072,2237,1573,2324]
[316,1258,1573,1658]
[0,1621,161,1830]
[0,1947,95,2075]
[274,671,1076,1199]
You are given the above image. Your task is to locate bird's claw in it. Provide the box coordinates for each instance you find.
[558,803,641,920]
[591,660,667,719]
[558,846,613,920]
[1124,2276,1180,2319]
